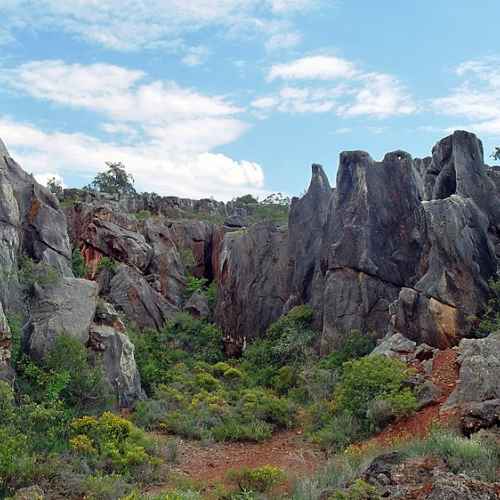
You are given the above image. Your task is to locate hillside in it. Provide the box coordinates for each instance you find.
[0,132,499,499]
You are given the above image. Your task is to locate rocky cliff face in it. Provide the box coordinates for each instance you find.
[215,131,499,352]
[0,142,143,405]
[0,130,498,389]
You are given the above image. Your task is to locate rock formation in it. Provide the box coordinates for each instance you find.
[0,129,498,392]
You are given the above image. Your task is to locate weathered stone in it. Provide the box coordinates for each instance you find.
[184,291,210,319]
[0,301,14,382]
[392,288,465,349]
[460,399,500,436]
[89,323,144,407]
[107,264,178,330]
[215,223,288,350]
[23,278,98,361]
[426,472,500,500]
[320,268,399,353]
[143,219,185,308]
[168,220,215,278]
[445,335,500,408]
[83,218,152,271]
[286,164,333,310]
[225,208,249,228]
[424,131,500,231]
[371,333,417,360]
[415,380,443,410]
[1,155,72,276]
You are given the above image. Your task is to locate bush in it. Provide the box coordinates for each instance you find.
[335,355,417,432]
[71,247,88,278]
[18,256,60,292]
[227,465,286,492]
[406,428,500,482]
[184,276,208,299]
[319,331,376,371]
[0,426,35,495]
[97,256,118,274]
[17,335,112,413]
[332,479,381,499]
[70,412,160,475]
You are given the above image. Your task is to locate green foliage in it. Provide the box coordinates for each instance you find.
[184,276,209,298]
[405,428,500,482]
[134,209,152,221]
[71,247,88,278]
[179,248,196,271]
[227,465,286,493]
[69,412,159,474]
[319,331,376,371]
[6,313,23,367]
[474,276,500,336]
[18,256,60,292]
[97,256,118,274]
[17,335,112,413]
[233,192,290,225]
[332,479,381,500]
[85,161,136,196]
[46,176,63,196]
[335,355,417,432]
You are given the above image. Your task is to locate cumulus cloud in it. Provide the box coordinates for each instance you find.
[0,117,266,200]
[1,0,317,52]
[431,57,500,136]
[258,55,415,117]
[268,55,358,81]
[0,59,267,200]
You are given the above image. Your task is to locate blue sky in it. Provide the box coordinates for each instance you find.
[0,1,499,200]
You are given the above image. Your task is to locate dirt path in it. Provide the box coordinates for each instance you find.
[146,429,326,496]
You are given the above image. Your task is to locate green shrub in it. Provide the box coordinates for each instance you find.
[70,412,160,475]
[17,335,112,413]
[406,428,500,482]
[134,210,152,221]
[335,355,417,432]
[332,479,381,499]
[0,427,35,495]
[227,465,286,492]
[18,256,60,291]
[319,331,376,371]
[475,276,500,336]
[184,276,209,298]
[71,247,88,278]
[97,256,118,274]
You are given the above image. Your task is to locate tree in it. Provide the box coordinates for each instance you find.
[491,147,500,162]
[46,177,63,196]
[86,162,136,195]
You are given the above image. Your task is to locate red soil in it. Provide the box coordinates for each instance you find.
[146,429,325,495]
[361,348,460,449]
[146,349,461,495]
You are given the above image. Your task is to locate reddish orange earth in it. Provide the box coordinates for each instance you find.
[360,348,460,449]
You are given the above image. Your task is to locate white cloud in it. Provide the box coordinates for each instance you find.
[338,73,416,118]
[0,117,266,201]
[35,172,64,188]
[260,55,415,117]
[5,60,241,124]
[268,55,358,81]
[0,59,267,200]
[431,57,500,137]
[1,0,317,52]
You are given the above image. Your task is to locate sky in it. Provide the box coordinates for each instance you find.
[0,1,499,200]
